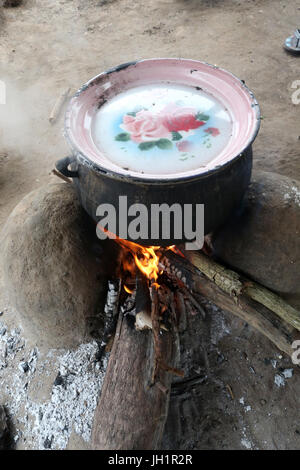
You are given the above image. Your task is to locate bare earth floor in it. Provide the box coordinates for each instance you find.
[0,0,299,450]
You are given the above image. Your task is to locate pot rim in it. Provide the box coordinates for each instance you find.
[64,58,260,185]
[73,145,252,186]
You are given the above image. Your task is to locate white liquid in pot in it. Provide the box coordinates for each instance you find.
[91,84,232,176]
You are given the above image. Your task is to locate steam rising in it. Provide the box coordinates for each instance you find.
[0,78,53,156]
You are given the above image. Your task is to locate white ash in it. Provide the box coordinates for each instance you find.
[282,368,293,379]
[239,397,251,412]
[0,342,7,369]
[0,323,25,361]
[0,321,108,449]
[274,368,294,388]
[274,374,285,388]
[210,306,231,346]
[284,186,300,207]
[0,322,25,370]
[241,437,252,449]
[241,427,255,450]
[26,343,108,450]
[270,359,277,369]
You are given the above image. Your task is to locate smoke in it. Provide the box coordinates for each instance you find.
[0,13,96,163]
[0,0,117,166]
[0,76,64,158]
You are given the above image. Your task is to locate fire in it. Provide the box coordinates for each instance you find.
[98,227,180,289]
[124,285,134,294]
[133,246,160,281]
[100,227,161,281]
[167,244,185,258]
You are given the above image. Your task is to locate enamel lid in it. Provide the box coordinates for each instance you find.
[65,59,260,181]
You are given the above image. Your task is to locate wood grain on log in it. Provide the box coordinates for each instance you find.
[92,309,179,450]
[190,251,300,331]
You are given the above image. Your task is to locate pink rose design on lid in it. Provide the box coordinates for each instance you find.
[121,110,170,144]
[161,103,205,132]
[176,140,194,152]
[115,102,218,154]
[204,127,220,137]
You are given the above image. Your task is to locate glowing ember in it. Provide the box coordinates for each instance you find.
[167,245,185,258]
[124,285,134,294]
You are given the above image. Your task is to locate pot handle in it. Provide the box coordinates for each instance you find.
[55,156,79,178]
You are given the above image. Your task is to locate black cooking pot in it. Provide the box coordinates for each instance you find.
[56,59,260,246]
[56,146,253,246]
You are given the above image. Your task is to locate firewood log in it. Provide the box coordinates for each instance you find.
[162,251,300,358]
[92,294,180,450]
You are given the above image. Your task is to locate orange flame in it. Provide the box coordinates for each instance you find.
[167,245,185,258]
[124,285,134,294]
[98,226,170,284]
[133,245,160,281]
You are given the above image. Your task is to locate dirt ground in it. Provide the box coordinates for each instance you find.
[0,0,300,450]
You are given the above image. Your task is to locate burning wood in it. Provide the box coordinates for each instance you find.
[91,234,205,449]
[92,266,181,449]
[98,279,121,360]
[91,230,300,449]
[99,228,205,378]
